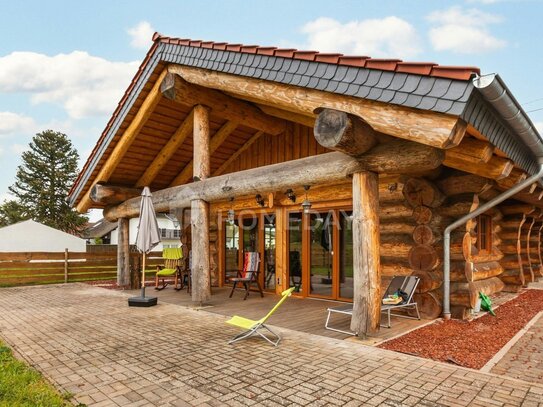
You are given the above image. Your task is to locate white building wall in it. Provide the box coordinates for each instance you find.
[0,220,86,252]
[110,217,180,251]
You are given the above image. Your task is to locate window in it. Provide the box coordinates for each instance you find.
[173,229,180,238]
[475,214,492,253]
[160,228,167,238]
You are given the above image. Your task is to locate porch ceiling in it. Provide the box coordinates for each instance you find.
[79,66,287,209]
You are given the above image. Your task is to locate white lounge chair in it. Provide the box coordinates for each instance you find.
[325,276,421,335]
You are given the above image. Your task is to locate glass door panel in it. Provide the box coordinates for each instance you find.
[263,214,276,291]
[288,212,303,293]
[241,216,259,253]
[339,210,354,299]
[309,211,334,297]
[224,220,239,284]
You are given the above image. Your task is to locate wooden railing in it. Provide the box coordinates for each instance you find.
[0,250,165,287]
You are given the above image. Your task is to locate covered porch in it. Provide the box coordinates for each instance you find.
[125,285,430,344]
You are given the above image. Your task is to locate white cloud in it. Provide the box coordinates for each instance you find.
[127,21,155,49]
[300,16,422,59]
[0,112,37,137]
[427,7,506,53]
[0,51,139,119]
[11,143,29,155]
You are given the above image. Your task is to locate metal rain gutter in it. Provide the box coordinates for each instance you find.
[442,73,543,319]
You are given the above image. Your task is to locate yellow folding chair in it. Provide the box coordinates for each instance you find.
[226,287,295,346]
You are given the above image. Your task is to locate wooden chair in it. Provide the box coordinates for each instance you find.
[229,252,264,300]
[154,247,184,291]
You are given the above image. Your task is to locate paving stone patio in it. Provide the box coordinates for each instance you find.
[0,283,542,406]
[489,281,543,385]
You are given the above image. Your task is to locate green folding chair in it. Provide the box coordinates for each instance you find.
[154,247,184,291]
[226,287,295,346]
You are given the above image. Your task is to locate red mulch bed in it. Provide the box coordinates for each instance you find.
[379,289,543,369]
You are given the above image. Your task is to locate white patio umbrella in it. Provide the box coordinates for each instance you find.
[129,187,160,306]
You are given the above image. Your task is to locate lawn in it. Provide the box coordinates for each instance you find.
[0,339,74,406]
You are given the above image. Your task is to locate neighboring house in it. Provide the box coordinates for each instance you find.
[0,220,86,252]
[86,214,181,251]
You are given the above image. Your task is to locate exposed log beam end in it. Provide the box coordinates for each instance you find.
[444,154,514,180]
[90,184,142,205]
[313,108,377,156]
[160,72,285,135]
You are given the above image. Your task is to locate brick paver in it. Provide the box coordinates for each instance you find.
[0,284,542,406]
[490,283,543,385]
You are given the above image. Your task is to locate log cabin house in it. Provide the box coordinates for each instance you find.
[69,33,543,336]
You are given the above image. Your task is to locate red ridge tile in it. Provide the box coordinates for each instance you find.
[365,59,402,71]
[256,47,278,56]
[338,56,369,67]
[274,48,297,58]
[201,41,215,49]
[315,53,343,64]
[431,66,480,80]
[240,45,259,54]
[212,42,228,50]
[293,51,319,61]
[396,62,437,76]
[225,44,242,52]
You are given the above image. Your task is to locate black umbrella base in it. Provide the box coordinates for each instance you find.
[128,296,158,307]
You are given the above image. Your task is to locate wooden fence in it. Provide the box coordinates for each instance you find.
[0,250,165,287]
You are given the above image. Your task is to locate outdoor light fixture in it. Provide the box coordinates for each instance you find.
[227,197,235,225]
[285,188,296,203]
[301,185,312,214]
[255,194,265,207]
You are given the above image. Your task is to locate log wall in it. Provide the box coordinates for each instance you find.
[221,123,328,174]
[205,171,537,320]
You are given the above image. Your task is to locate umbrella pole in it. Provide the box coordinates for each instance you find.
[141,253,146,298]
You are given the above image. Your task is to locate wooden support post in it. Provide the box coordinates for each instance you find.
[117,218,130,287]
[191,105,211,304]
[64,248,69,283]
[351,172,381,337]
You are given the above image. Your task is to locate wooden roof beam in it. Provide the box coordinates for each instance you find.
[444,138,494,164]
[496,167,528,190]
[169,120,239,186]
[443,154,514,180]
[136,108,195,188]
[168,64,467,150]
[255,104,315,128]
[160,72,285,135]
[76,69,168,213]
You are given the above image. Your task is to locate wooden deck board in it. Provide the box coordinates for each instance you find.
[130,286,431,344]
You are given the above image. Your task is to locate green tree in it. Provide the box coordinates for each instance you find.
[9,130,87,233]
[0,200,28,227]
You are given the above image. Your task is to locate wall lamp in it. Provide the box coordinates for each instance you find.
[285,188,296,203]
[255,194,265,207]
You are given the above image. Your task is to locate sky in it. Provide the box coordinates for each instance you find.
[1,0,542,222]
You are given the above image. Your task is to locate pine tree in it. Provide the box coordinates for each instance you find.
[0,200,28,227]
[8,130,87,233]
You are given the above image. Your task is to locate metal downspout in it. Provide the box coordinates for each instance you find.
[442,162,543,319]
